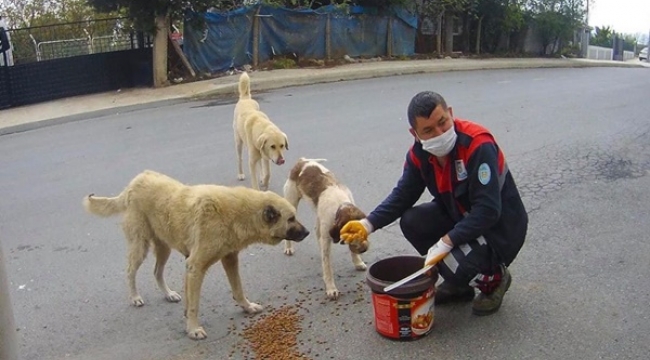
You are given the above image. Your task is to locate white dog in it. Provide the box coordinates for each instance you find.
[283,158,368,300]
[233,72,289,190]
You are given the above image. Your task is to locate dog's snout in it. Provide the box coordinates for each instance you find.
[287,225,309,242]
[276,157,285,165]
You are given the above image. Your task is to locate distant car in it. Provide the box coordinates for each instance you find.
[640,47,648,61]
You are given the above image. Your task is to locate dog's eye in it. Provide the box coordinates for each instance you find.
[271,145,276,149]
[280,144,284,148]
[288,216,295,222]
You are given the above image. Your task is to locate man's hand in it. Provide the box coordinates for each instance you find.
[340,220,369,244]
[424,239,453,268]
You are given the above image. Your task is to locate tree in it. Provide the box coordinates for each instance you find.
[534,10,566,54]
[591,25,613,47]
[621,34,636,51]
[473,0,526,54]
[416,0,473,53]
[87,0,222,87]
[0,0,122,64]
[527,0,587,55]
[0,0,114,28]
[1,0,59,28]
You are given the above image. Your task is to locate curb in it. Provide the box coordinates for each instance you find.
[192,58,647,99]
[0,98,190,136]
[1,59,646,136]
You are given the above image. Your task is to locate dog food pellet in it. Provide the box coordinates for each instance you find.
[241,305,311,360]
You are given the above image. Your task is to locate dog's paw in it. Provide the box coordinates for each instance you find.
[130,295,145,307]
[283,247,294,256]
[326,289,340,300]
[187,327,207,340]
[165,291,182,303]
[243,302,264,314]
[354,262,368,271]
[237,174,245,181]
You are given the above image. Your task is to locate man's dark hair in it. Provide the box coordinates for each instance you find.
[407,91,448,128]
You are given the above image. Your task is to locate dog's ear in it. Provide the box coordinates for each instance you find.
[331,204,366,243]
[283,134,289,150]
[338,205,367,224]
[329,224,341,243]
[263,205,281,224]
[256,134,268,150]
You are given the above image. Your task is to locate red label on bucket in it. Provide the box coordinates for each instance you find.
[371,285,435,339]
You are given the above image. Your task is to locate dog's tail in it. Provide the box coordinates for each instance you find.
[83,190,128,217]
[238,72,251,100]
[299,157,327,163]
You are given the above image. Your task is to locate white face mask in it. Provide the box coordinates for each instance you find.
[419,125,457,157]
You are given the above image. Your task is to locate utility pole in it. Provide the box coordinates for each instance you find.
[0,240,19,360]
[645,28,650,62]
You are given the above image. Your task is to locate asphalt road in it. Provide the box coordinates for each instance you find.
[1,67,649,360]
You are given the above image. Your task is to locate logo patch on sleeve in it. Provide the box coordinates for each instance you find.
[478,163,491,185]
[455,160,468,181]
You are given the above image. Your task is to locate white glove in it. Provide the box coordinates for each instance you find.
[424,239,453,268]
[359,218,374,233]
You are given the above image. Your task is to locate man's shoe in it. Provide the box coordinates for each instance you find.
[472,265,512,316]
[434,281,475,305]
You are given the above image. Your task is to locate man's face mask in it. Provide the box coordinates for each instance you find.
[419,124,457,157]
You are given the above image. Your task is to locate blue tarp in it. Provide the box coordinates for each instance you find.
[330,14,388,58]
[258,6,327,63]
[184,5,417,75]
[183,7,254,74]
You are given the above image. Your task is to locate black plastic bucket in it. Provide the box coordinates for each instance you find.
[366,255,439,340]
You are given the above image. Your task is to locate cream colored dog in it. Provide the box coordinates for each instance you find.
[83,170,309,340]
[234,71,289,190]
[283,158,368,300]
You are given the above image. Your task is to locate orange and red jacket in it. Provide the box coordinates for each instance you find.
[366,119,528,266]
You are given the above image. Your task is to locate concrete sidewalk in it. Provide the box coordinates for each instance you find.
[0,57,647,135]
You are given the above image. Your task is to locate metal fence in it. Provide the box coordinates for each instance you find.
[1,17,154,110]
[586,45,637,61]
[623,50,635,60]
[587,45,613,60]
[6,17,147,65]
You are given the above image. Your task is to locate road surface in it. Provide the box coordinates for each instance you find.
[1,66,649,360]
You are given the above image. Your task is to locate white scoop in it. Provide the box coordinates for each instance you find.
[382,265,435,293]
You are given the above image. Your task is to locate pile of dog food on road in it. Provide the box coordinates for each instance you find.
[228,280,371,359]
[236,304,310,360]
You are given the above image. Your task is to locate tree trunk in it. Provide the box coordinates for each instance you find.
[436,13,443,54]
[463,14,471,54]
[444,12,454,54]
[541,40,549,56]
[475,16,483,55]
[153,13,169,88]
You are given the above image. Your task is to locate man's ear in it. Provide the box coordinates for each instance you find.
[263,205,281,224]
[256,134,268,150]
[283,134,289,150]
[409,128,418,140]
[448,106,454,119]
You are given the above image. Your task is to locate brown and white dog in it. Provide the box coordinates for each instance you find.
[283,158,368,300]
